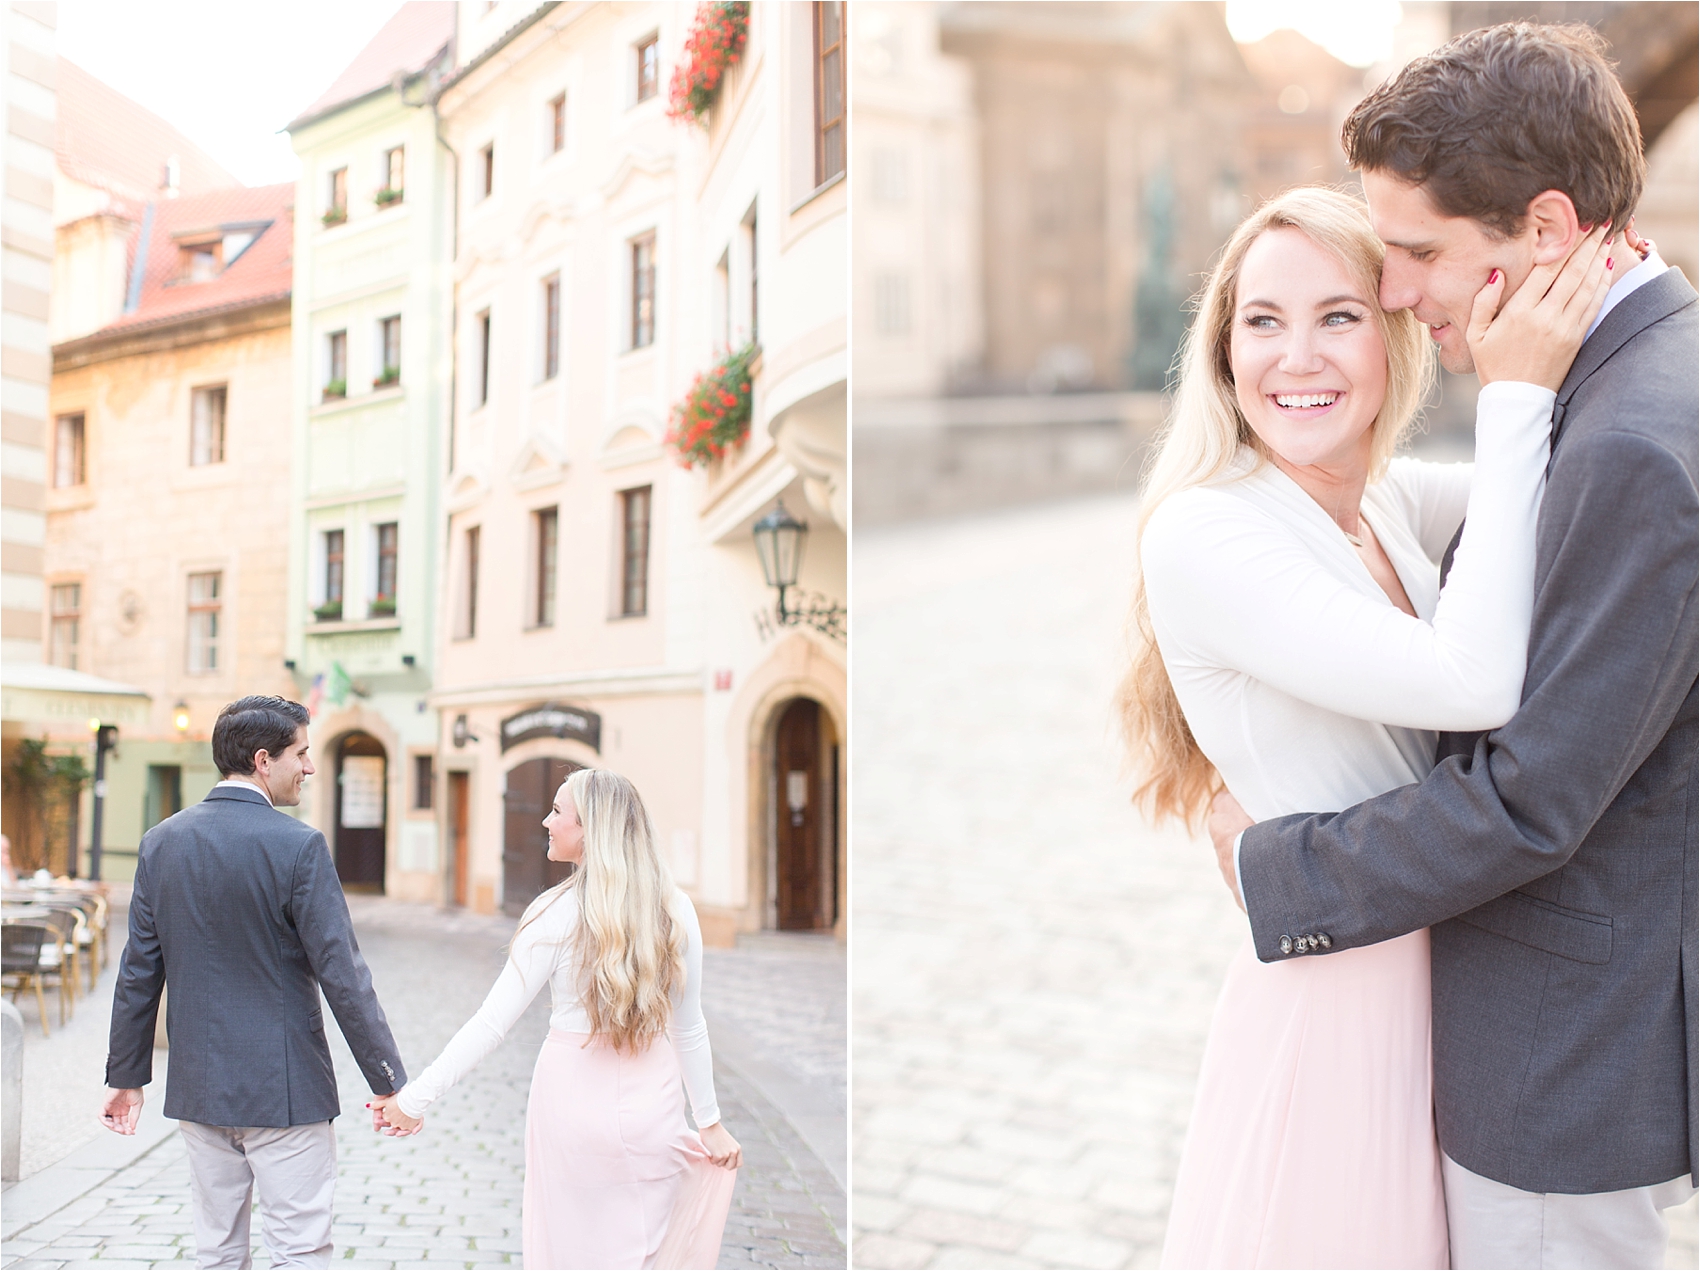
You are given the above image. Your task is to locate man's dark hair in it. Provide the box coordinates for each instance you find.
[1342,22,1645,238]
[213,696,310,777]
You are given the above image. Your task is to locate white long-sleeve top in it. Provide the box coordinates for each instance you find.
[393,886,721,1128]
[1141,380,1553,824]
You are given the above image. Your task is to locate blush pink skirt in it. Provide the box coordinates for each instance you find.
[524,1029,737,1270]
[1161,931,1448,1269]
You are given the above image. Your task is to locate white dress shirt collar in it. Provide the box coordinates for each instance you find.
[214,778,273,807]
[1585,245,1666,342]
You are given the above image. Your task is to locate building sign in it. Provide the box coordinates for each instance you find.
[340,756,385,828]
[500,702,601,753]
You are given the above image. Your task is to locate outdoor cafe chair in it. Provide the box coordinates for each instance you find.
[2,921,53,1037]
[31,907,77,1020]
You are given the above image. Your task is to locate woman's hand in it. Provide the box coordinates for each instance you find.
[1467,224,1615,389]
[699,1121,742,1169]
[367,1093,424,1136]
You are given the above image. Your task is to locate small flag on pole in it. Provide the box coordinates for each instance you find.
[306,674,325,718]
[325,661,352,707]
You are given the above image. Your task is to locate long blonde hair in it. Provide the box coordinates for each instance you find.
[520,768,684,1051]
[1117,186,1433,827]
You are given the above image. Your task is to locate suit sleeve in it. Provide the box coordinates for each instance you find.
[105,841,164,1088]
[289,829,407,1093]
[1239,428,1698,959]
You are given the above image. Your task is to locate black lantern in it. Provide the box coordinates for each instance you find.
[752,500,844,641]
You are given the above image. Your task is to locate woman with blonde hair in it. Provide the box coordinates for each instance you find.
[1119,186,1614,1266]
[372,768,739,1269]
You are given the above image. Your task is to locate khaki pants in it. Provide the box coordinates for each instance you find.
[1444,1153,1696,1270]
[179,1121,336,1269]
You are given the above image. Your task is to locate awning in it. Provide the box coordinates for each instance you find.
[1,662,152,730]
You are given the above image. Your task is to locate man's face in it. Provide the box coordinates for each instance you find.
[1362,169,1538,376]
[256,725,314,807]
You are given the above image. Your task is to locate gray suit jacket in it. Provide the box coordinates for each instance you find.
[1239,267,1698,1195]
[106,785,406,1127]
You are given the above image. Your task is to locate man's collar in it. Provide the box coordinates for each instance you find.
[1585,246,1666,342]
[212,778,273,807]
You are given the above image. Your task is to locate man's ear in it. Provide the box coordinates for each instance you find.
[251,749,271,777]
[1525,189,1582,265]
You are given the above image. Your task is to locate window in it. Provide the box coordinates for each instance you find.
[744,206,759,345]
[619,486,651,617]
[49,583,79,670]
[631,233,656,349]
[54,413,85,487]
[534,506,558,627]
[187,571,222,673]
[190,385,226,466]
[463,526,481,637]
[327,167,348,221]
[477,309,492,405]
[413,754,434,811]
[814,2,845,185]
[382,146,404,196]
[144,765,182,832]
[374,522,398,614]
[875,273,911,336]
[542,274,561,380]
[377,316,401,386]
[547,93,566,154]
[636,35,659,102]
[325,330,347,399]
[177,236,222,282]
[323,529,344,617]
[713,250,730,352]
[478,144,494,200]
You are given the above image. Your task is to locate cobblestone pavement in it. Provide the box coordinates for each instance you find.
[2,896,845,1269]
[850,492,1698,1270]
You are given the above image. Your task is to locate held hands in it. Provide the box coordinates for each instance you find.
[699,1121,743,1170]
[367,1093,424,1137]
[1208,788,1254,913]
[1467,224,1615,390]
[100,1087,143,1135]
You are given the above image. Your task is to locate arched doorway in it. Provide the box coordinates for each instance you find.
[502,756,584,916]
[334,732,387,892]
[773,697,839,930]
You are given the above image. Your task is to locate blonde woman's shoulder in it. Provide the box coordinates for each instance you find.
[517,879,581,932]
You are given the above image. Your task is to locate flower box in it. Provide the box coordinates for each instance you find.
[313,601,343,622]
[667,342,756,468]
[666,2,750,126]
[373,368,401,389]
[375,187,404,208]
[321,207,347,228]
[369,597,396,618]
[322,379,346,402]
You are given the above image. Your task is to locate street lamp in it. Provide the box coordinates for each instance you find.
[752,500,844,641]
[173,701,190,734]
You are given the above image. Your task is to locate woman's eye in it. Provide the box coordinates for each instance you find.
[1243,314,1277,331]
[1323,311,1364,327]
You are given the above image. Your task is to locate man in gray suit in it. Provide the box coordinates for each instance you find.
[1208,23,1697,1270]
[103,696,410,1269]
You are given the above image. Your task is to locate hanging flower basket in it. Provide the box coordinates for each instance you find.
[667,343,756,468]
[666,1,750,126]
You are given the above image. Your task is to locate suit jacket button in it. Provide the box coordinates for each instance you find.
[1317,933,1332,949]
[1278,935,1293,955]
[1307,934,1320,950]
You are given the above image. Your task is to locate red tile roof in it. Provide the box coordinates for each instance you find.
[289,2,457,130]
[56,58,241,217]
[92,184,293,338]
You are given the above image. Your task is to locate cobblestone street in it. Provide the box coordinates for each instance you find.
[850,492,1698,1270]
[1,897,844,1269]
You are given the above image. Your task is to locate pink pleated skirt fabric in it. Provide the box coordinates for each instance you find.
[524,1030,737,1270]
[1160,930,1448,1269]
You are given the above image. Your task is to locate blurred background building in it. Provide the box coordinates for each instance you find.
[852,0,1699,523]
[7,2,846,946]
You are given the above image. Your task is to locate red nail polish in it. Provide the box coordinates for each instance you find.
[1606,257,1613,270]
[1489,269,1500,284]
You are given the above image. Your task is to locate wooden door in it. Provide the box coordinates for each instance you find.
[447,771,470,907]
[334,733,386,891]
[501,756,582,916]
[775,698,830,930]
